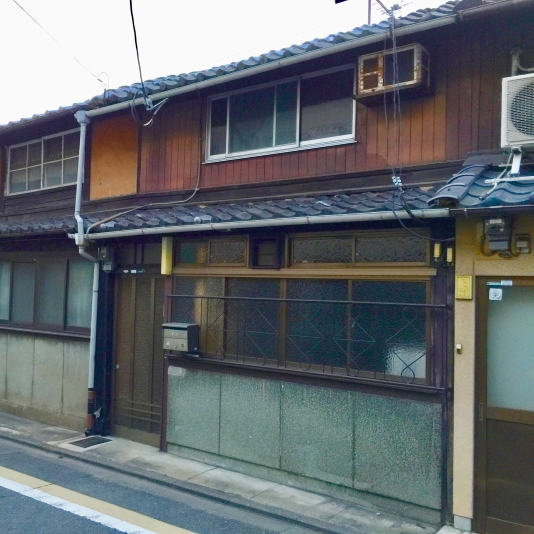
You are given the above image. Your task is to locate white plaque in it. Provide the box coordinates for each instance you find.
[489,288,503,301]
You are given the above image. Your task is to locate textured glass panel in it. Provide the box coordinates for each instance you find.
[10,146,27,170]
[178,241,208,264]
[209,240,245,264]
[292,237,352,264]
[230,87,274,153]
[172,277,224,354]
[300,70,353,141]
[66,261,93,328]
[226,278,280,362]
[63,132,79,158]
[275,82,298,146]
[350,282,427,380]
[10,169,27,193]
[37,261,65,325]
[63,157,78,184]
[44,161,62,187]
[210,98,227,156]
[27,166,41,191]
[286,279,348,368]
[487,286,534,411]
[43,136,62,162]
[12,263,35,323]
[27,142,42,166]
[356,235,427,263]
[0,262,11,321]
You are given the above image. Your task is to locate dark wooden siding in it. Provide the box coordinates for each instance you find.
[138,15,534,194]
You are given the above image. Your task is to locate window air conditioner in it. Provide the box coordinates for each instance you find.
[356,43,430,105]
[501,72,534,149]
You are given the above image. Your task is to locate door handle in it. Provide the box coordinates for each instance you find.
[478,402,484,422]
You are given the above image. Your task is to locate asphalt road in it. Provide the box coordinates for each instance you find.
[0,438,316,534]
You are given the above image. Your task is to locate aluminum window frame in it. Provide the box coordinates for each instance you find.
[6,128,81,196]
[0,256,92,334]
[206,65,356,162]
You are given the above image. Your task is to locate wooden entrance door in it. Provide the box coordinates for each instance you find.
[475,278,534,534]
[113,275,165,446]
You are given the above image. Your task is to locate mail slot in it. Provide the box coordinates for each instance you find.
[162,323,199,353]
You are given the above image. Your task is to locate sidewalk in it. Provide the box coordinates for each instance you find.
[0,412,461,534]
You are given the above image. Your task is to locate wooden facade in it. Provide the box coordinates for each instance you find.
[131,15,534,198]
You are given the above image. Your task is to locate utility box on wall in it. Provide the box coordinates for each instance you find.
[162,323,199,353]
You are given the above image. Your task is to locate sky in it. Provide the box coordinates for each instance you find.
[0,0,448,126]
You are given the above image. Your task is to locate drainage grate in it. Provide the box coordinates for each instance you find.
[69,436,112,448]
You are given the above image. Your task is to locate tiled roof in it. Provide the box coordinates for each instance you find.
[0,187,442,237]
[429,164,534,208]
[0,1,459,132]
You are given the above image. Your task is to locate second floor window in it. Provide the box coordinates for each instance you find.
[7,129,80,194]
[208,66,355,160]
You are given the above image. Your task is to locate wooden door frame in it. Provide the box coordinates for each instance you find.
[474,276,534,533]
[111,273,165,447]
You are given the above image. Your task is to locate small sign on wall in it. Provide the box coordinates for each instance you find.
[455,276,473,300]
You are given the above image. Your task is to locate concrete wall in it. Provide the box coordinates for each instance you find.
[167,367,443,513]
[453,214,534,522]
[0,332,89,431]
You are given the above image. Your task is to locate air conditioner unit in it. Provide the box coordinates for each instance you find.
[356,43,430,105]
[501,72,534,148]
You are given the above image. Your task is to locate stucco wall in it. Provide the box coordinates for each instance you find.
[0,332,89,431]
[453,214,534,519]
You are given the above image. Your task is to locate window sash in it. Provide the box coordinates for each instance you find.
[207,66,355,160]
[171,277,433,385]
[7,129,80,195]
[0,258,92,333]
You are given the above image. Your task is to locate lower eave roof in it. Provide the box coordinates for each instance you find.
[0,187,444,239]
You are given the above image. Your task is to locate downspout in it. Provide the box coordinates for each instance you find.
[74,110,100,435]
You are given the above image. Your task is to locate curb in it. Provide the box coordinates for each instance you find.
[0,431,360,534]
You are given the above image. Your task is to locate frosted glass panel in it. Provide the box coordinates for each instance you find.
[0,262,11,320]
[37,262,65,325]
[66,262,93,328]
[488,286,534,412]
[12,263,35,323]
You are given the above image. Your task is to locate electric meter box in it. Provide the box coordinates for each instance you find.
[162,323,199,353]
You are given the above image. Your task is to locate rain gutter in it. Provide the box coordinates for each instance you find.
[76,208,450,241]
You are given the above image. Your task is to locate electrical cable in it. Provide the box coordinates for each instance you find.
[11,0,108,91]
[391,188,454,243]
[129,0,150,109]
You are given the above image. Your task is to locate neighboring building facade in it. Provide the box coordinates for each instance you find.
[0,0,533,531]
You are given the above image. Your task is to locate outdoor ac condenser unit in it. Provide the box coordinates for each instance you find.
[501,72,534,148]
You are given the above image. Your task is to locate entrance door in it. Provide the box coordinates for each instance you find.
[476,279,534,534]
[113,275,165,446]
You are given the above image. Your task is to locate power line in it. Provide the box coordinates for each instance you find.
[11,0,107,88]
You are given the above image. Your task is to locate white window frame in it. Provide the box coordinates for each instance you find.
[6,128,80,196]
[206,65,356,162]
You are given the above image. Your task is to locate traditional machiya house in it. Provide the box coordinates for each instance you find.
[0,0,533,531]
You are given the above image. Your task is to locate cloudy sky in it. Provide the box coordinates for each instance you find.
[0,0,448,126]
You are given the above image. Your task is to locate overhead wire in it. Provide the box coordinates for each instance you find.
[11,0,108,95]
[128,0,168,126]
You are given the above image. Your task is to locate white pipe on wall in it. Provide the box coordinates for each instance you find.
[78,208,450,241]
[73,110,100,434]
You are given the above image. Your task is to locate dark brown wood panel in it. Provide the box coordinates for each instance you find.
[134,15,533,196]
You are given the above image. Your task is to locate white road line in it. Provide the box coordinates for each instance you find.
[0,474,183,534]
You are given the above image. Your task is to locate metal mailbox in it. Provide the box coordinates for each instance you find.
[162,323,199,353]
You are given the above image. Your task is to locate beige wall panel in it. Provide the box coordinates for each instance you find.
[32,338,64,412]
[6,333,34,406]
[0,333,7,399]
[90,115,138,200]
[453,214,534,519]
[62,340,89,418]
